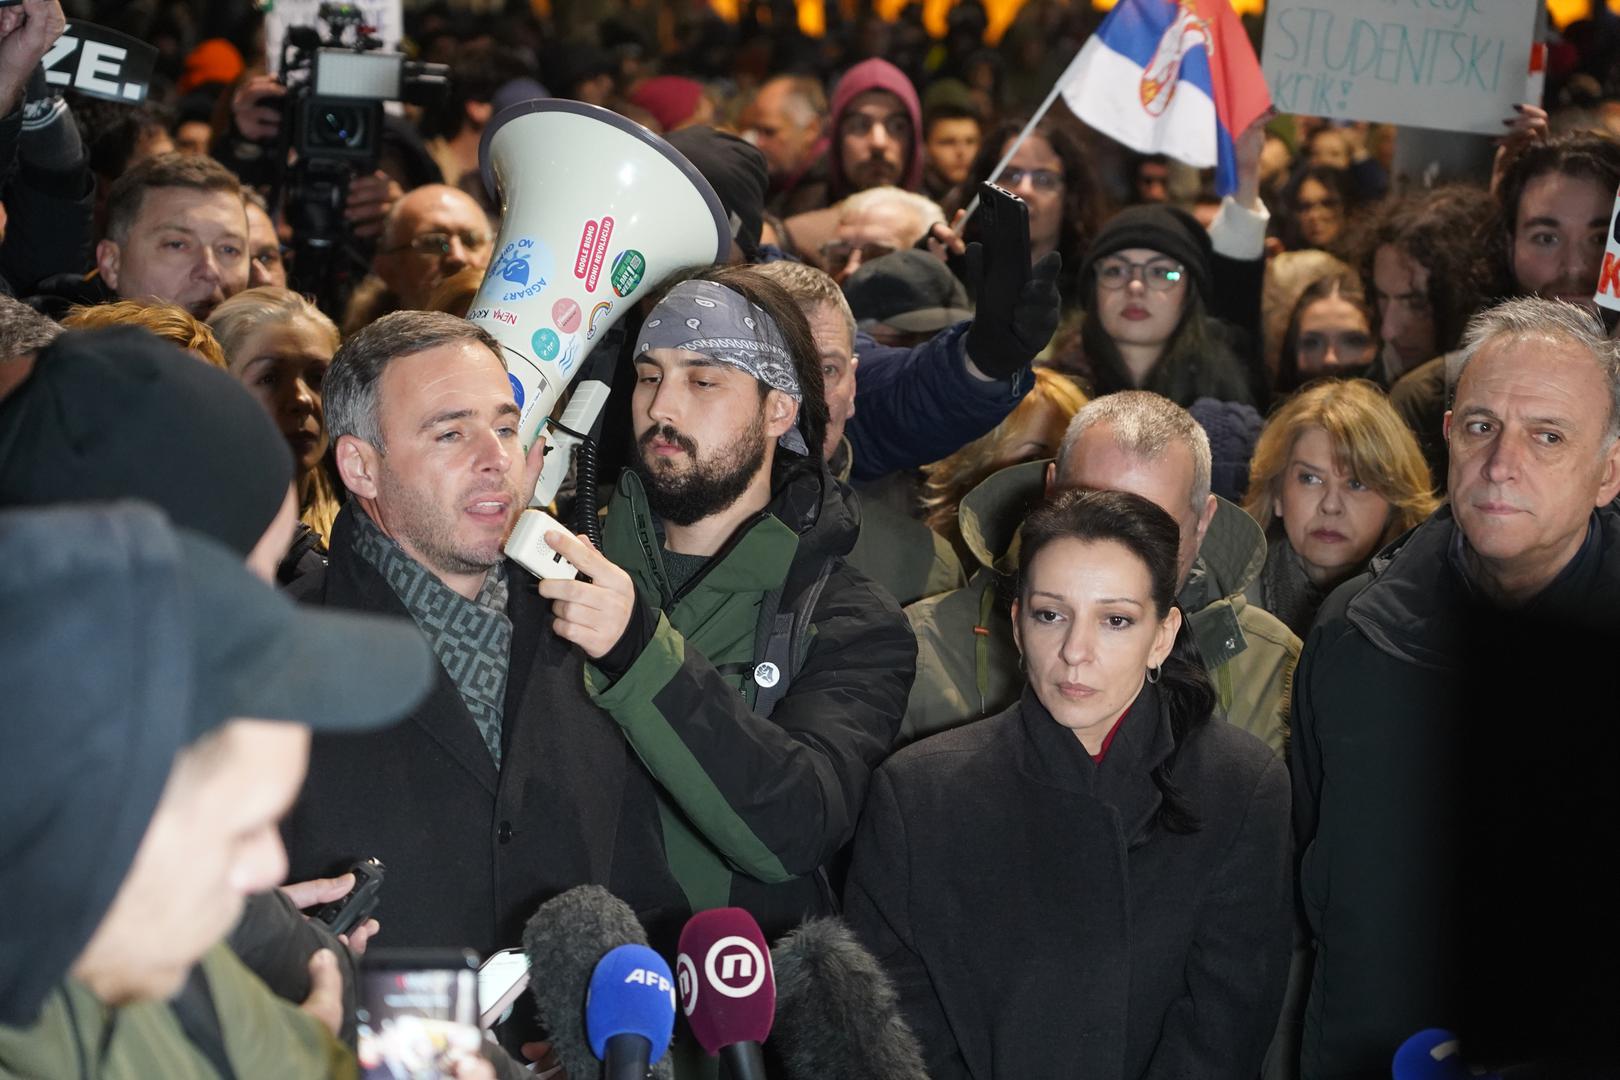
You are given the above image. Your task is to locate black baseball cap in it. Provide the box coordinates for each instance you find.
[843,249,975,334]
[0,501,435,1026]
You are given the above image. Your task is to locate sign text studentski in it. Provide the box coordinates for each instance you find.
[1260,0,1539,135]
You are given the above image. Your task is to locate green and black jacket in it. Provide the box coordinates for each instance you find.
[587,452,917,938]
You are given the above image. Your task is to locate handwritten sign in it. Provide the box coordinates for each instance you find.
[1594,185,1620,313]
[1261,0,1538,134]
[264,0,403,74]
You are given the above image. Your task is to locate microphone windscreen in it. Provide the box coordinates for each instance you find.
[586,944,677,1063]
[1392,1029,1492,1080]
[768,917,928,1080]
[675,907,776,1053]
[522,885,673,1080]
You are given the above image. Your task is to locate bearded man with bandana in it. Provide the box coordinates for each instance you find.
[536,265,917,944]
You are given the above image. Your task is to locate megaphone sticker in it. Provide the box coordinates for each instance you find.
[587,301,614,340]
[491,237,554,303]
[552,298,582,334]
[610,250,647,298]
[574,217,615,292]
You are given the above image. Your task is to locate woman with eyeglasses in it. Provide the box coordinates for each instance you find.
[1280,166,1356,258]
[1069,204,1259,407]
[845,487,1291,1079]
[953,116,1107,316]
[1275,272,1378,397]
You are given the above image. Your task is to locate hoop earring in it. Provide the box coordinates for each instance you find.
[1146,664,1162,685]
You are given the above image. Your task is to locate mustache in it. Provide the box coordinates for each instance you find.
[639,424,698,456]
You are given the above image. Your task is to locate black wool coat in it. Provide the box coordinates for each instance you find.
[281,507,687,960]
[844,683,1292,1080]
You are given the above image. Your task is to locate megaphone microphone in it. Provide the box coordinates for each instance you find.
[676,908,775,1080]
[468,98,731,539]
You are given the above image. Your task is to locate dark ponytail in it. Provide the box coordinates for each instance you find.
[1018,488,1215,834]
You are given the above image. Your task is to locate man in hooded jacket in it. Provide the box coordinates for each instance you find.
[903,391,1298,753]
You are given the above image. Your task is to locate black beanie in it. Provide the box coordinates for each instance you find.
[0,327,295,557]
[667,127,768,261]
[1080,204,1214,302]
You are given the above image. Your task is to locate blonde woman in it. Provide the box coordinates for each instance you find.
[921,366,1086,565]
[208,287,344,545]
[1243,379,1437,635]
[63,301,229,369]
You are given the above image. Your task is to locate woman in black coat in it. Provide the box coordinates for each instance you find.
[844,488,1292,1079]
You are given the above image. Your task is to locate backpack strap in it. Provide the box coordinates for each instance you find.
[751,557,835,718]
[170,962,238,1080]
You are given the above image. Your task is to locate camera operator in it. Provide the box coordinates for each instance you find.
[218,72,402,245]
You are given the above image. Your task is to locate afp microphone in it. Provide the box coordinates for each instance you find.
[676,908,775,1080]
[521,885,674,1080]
[587,945,677,1080]
[767,917,928,1080]
[1392,1029,1501,1080]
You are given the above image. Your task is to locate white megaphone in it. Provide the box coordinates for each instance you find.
[469,99,731,510]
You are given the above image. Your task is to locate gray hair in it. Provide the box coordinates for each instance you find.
[0,296,62,362]
[836,186,945,246]
[1455,296,1620,442]
[1057,391,1213,514]
[325,310,504,450]
[762,75,826,130]
[751,260,857,350]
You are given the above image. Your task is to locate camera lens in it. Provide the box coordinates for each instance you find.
[314,106,367,150]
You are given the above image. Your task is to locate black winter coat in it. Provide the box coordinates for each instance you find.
[282,506,687,960]
[1290,502,1620,1077]
[845,683,1292,1079]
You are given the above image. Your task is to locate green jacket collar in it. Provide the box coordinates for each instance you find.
[605,469,800,608]
[956,459,1269,599]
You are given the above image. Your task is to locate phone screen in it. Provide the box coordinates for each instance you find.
[357,961,481,1080]
[477,948,531,1029]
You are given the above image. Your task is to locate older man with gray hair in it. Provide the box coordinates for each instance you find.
[903,390,1299,753]
[1290,297,1620,1077]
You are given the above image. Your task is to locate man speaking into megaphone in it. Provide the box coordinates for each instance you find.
[283,263,912,966]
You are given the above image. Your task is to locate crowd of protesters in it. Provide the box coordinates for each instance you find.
[3,0,1620,1076]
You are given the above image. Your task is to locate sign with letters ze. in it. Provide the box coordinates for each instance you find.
[1260,0,1539,135]
[42,23,158,105]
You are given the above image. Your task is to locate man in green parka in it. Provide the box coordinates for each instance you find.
[538,267,917,941]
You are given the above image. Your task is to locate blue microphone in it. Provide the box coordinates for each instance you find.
[586,944,678,1080]
[1393,1029,1501,1080]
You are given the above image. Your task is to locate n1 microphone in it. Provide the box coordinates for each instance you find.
[587,944,677,1080]
[1392,1028,1501,1080]
[767,917,928,1080]
[521,885,674,1080]
[675,908,775,1080]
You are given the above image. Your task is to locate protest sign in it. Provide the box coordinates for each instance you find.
[42,23,158,104]
[1594,185,1620,313]
[264,0,403,75]
[1260,0,1538,134]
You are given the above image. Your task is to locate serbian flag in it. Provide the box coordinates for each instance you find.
[1058,0,1270,195]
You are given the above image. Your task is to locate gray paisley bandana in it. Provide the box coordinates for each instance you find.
[635,279,808,454]
[350,508,513,766]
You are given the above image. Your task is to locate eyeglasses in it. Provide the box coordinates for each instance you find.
[820,240,896,266]
[1298,331,1375,361]
[1095,258,1184,291]
[381,229,492,257]
[1295,196,1342,214]
[996,166,1064,193]
[840,112,913,141]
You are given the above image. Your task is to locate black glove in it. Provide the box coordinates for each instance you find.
[963,243,1063,380]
